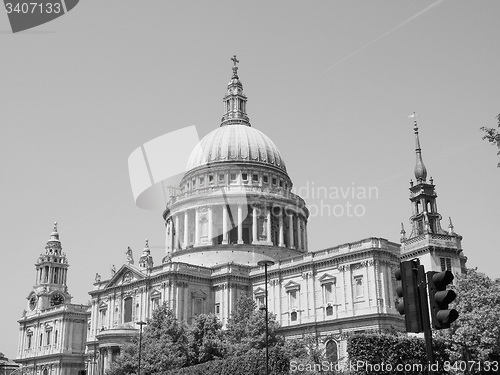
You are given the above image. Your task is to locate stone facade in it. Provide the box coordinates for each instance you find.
[18,61,467,374]
[16,224,89,375]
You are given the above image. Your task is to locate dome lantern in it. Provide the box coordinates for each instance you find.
[220,55,251,127]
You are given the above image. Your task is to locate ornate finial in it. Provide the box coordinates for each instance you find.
[48,221,60,242]
[95,273,101,283]
[448,217,455,234]
[221,56,250,126]
[409,112,418,130]
[430,176,434,185]
[409,112,427,183]
[400,223,406,243]
[231,55,239,78]
[144,238,150,250]
[111,265,116,276]
[410,179,414,187]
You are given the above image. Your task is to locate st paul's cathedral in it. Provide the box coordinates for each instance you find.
[16,59,467,375]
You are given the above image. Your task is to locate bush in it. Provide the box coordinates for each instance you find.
[347,332,449,375]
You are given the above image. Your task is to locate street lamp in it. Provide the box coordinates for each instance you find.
[136,321,147,375]
[257,260,275,375]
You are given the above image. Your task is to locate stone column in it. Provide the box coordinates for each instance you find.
[266,207,272,244]
[252,206,258,244]
[297,217,302,250]
[174,215,180,251]
[195,209,200,246]
[107,348,113,372]
[208,206,213,245]
[289,212,295,249]
[222,205,228,244]
[184,284,189,321]
[278,208,284,247]
[237,205,243,244]
[304,221,308,251]
[183,211,189,248]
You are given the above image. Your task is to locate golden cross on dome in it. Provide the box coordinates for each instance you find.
[231,55,239,77]
[231,55,239,67]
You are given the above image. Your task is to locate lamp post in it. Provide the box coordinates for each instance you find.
[136,321,147,375]
[257,260,275,375]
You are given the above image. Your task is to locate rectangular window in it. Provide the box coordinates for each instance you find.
[354,276,364,298]
[290,290,297,309]
[324,284,333,303]
[215,303,220,315]
[27,334,32,349]
[39,334,43,347]
[46,331,51,345]
[279,180,283,187]
[272,177,277,185]
[263,175,269,184]
[256,296,265,309]
[230,173,237,182]
[124,298,133,323]
[242,173,248,182]
[192,179,196,188]
[440,257,452,272]
[252,174,259,183]
[152,298,160,311]
[219,174,225,183]
[199,177,204,186]
[209,175,214,184]
[100,309,107,328]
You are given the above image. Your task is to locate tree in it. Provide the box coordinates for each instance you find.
[107,304,190,375]
[435,268,500,373]
[225,295,281,355]
[188,313,225,364]
[480,114,500,167]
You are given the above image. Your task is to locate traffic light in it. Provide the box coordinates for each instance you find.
[395,260,423,333]
[427,270,458,329]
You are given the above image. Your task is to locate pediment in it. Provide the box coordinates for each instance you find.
[284,280,300,291]
[319,273,336,285]
[104,264,145,288]
[151,288,161,298]
[253,287,265,297]
[191,289,207,299]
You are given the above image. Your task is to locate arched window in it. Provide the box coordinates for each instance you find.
[291,311,297,321]
[124,297,133,323]
[325,340,338,363]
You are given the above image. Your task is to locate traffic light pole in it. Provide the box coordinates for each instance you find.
[417,264,434,375]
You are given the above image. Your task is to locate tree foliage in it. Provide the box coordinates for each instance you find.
[435,268,500,372]
[107,304,190,375]
[225,295,281,355]
[480,113,500,167]
[188,313,225,364]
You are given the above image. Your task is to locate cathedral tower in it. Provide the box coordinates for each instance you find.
[400,116,467,275]
[17,223,89,375]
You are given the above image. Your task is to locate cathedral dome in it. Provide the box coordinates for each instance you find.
[186,124,287,173]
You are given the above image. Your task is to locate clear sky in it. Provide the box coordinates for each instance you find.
[1,0,499,359]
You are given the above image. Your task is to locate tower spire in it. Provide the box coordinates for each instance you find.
[139,238,154,269]
[221,55,251,127]
[410,112,427,183]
